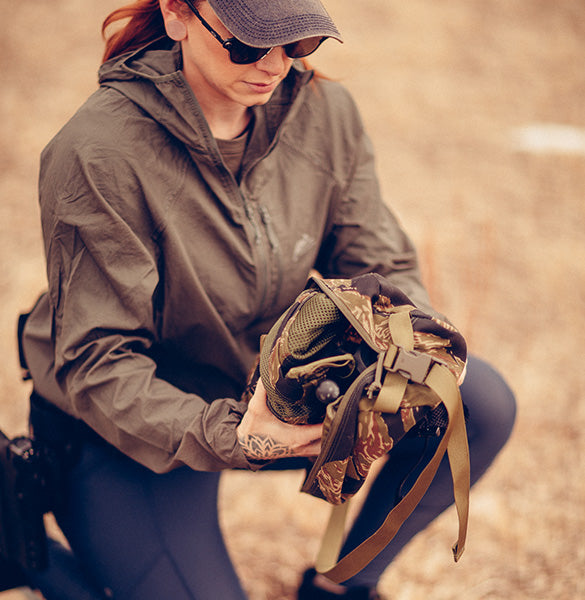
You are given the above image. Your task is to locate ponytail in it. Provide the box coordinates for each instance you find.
[102,0,167,63]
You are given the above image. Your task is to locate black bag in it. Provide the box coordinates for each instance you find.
[1,396,73,575]
[0,430,53,571]
[0,312,76,586]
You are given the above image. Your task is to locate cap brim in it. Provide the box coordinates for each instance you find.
[208,0,343,48]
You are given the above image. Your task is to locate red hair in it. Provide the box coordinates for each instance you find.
[102,0,168,63]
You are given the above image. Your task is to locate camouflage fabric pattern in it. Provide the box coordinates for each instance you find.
[259,289,350,424]
[256,273,467,505]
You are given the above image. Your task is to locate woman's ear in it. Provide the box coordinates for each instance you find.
[159,0,189,41]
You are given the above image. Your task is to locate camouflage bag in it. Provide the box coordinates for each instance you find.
[252,273,470,583]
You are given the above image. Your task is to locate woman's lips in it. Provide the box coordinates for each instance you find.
[246,81,279,93]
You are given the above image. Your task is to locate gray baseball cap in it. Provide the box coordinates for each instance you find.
[207,0,343,47]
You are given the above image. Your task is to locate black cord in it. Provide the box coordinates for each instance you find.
[395,437,431,503]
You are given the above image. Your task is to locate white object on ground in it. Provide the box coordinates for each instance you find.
[511,123,585,155]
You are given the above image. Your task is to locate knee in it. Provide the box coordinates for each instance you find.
[460,356,516,479]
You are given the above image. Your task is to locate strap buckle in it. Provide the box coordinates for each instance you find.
[387,348,434,384]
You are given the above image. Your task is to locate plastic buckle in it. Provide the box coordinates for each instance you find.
[388,348,433,384]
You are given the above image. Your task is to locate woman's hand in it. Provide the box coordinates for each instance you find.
[236,379,323,461]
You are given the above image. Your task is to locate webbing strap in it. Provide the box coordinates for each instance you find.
[387,309,415,349]
[426,366,470,561]
[373,371,407,414]
[372,310,414,413]
[316,364,469,583]
[315,501,351,574]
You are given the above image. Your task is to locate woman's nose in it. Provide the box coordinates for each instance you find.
[256,46,289,75]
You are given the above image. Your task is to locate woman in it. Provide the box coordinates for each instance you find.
[15,0,515,598]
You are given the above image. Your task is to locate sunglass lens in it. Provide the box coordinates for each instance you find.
[284,37,326,59]
[226,36,326,64]
[226,39,270,64]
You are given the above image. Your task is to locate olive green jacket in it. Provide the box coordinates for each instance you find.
[22,40,435,473]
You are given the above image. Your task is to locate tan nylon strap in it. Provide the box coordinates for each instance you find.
[426,366,470,561]
[373,371,407,413]
[315,501,351,574]
[387,309,415,350]
[372,310,414,413]
[286,353,355,381]
[317,364,469,583]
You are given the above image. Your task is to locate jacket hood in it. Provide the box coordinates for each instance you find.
[97,38,313,160]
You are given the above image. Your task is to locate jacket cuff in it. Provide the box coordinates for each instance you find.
[177,397,265,472]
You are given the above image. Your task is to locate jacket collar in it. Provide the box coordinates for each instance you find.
[98,38,314,165]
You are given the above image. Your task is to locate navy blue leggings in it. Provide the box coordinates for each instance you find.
[26,356,515,599]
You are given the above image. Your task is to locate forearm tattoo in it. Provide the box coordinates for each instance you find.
[237,432,295,460]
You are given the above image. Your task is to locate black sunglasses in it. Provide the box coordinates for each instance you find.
[182,0,327,65]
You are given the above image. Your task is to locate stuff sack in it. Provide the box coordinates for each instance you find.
[252,273,470,583]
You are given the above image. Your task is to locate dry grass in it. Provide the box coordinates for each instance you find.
[1,1,584,599]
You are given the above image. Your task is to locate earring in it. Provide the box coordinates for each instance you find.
[166,20,187,41]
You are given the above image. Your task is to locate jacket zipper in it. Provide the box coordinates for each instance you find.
[238,133,286,315]
[253,204,280,315]
[237,187,276,315]
[241,196,260,244]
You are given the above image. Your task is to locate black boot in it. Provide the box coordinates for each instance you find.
[297,568,384,600]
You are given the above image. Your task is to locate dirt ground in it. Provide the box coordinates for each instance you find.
[1,1,584,599]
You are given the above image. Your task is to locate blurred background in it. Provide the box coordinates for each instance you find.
[1,1,584,598]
